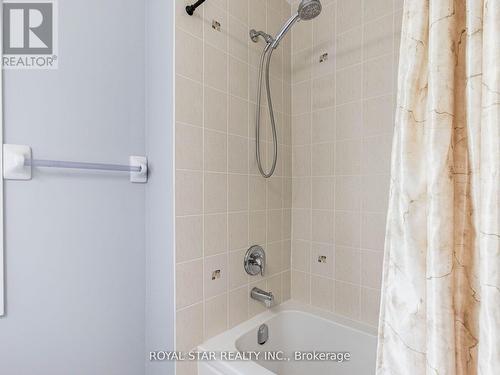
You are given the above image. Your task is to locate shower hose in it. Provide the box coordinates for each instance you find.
[255,43,278,178]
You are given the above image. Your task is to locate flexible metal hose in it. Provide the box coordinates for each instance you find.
[255,44,278,178]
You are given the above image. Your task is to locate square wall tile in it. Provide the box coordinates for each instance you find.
[310,243,334,278]
[312,210,334,243]
[229,16,249,62]
[312,108,335,143]
[228,174,249,212]
[176,28,203,82]
[336,65,362,105]
[228,135,249,174]
[363,54,393,98]
[363,0,393,22]
[335,139,361,175]
[204,44,228,92]
[336,102,362,141]
[176,216,203,263]
[313,3,335,47]
[336,0,362,33]
[176,171,203,216]
[334,211,361,247]
[335,176,361,211]
[267,210,283,243]
[292,48,312,84]
[363,14,394,60]
[335,281,360,319]
[249,210,266,245]
[229,0,248,24]
[335,27,362,70]
[292,209,311,241]
[292,113,312,146]
[229,249,248,289]
[204,87,228,132]
[361,134,392,174]
[312,74,335,110]
[176,303,203,352]
[204,213,228,256]
[361,174,390,212]
[204,253,228,298]
[228,212,249,250]
[311,275,334,311]
[292,145,311,177]
[203,3,228,52]
[176,123,203,170]
[335,246,361,284]
[266,241,283,276]
[292,178,311,209]
[176,75,203,126]
[229,95,249,137]
[291,270,310,304]
[204,294,228,339]
[204,172,228,214]
[292,239,311,272]
[361,212,387,251]
[176,260,203,308]
[292,81,312,116]
[229,57,249,99]
[312,177,334,210]
[204,130,227,172]
[229,287,249,327]
[249,176,266,210]
[362,95,394,136]
[312,143,334,176]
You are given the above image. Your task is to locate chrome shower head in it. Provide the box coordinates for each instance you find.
[265,0,322,49]
[298,0,322,20]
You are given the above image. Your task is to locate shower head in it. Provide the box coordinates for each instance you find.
[270,0,322,49]
[297,0,322,20]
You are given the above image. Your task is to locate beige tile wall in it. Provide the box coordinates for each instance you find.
[289,0,403,328]
[174,1,292,373]
[174,0,403,370]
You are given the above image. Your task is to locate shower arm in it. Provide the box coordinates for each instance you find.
[270,13,300,49]
[185,0,207,16]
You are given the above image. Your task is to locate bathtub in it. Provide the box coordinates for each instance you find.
[198,300,377,375]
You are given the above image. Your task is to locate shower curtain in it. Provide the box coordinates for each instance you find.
[376,0,499,374]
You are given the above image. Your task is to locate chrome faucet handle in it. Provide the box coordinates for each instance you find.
[254,257,264,276]
[244,245,266,276]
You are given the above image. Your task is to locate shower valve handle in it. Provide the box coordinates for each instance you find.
[244,245,266,276]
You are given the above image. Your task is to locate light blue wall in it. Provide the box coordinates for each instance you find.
[0,0,174,373]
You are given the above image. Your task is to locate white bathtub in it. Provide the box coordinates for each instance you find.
[198,301,377,375]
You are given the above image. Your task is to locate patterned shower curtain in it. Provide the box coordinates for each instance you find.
[376,0,499,374]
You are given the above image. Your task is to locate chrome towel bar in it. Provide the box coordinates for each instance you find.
[3,144,148,183]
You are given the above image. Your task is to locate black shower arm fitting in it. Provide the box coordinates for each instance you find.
[186,0,206,16]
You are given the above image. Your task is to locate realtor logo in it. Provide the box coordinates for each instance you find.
[3,0,58,69]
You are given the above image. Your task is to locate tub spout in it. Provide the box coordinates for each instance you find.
[251,287,274,308]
